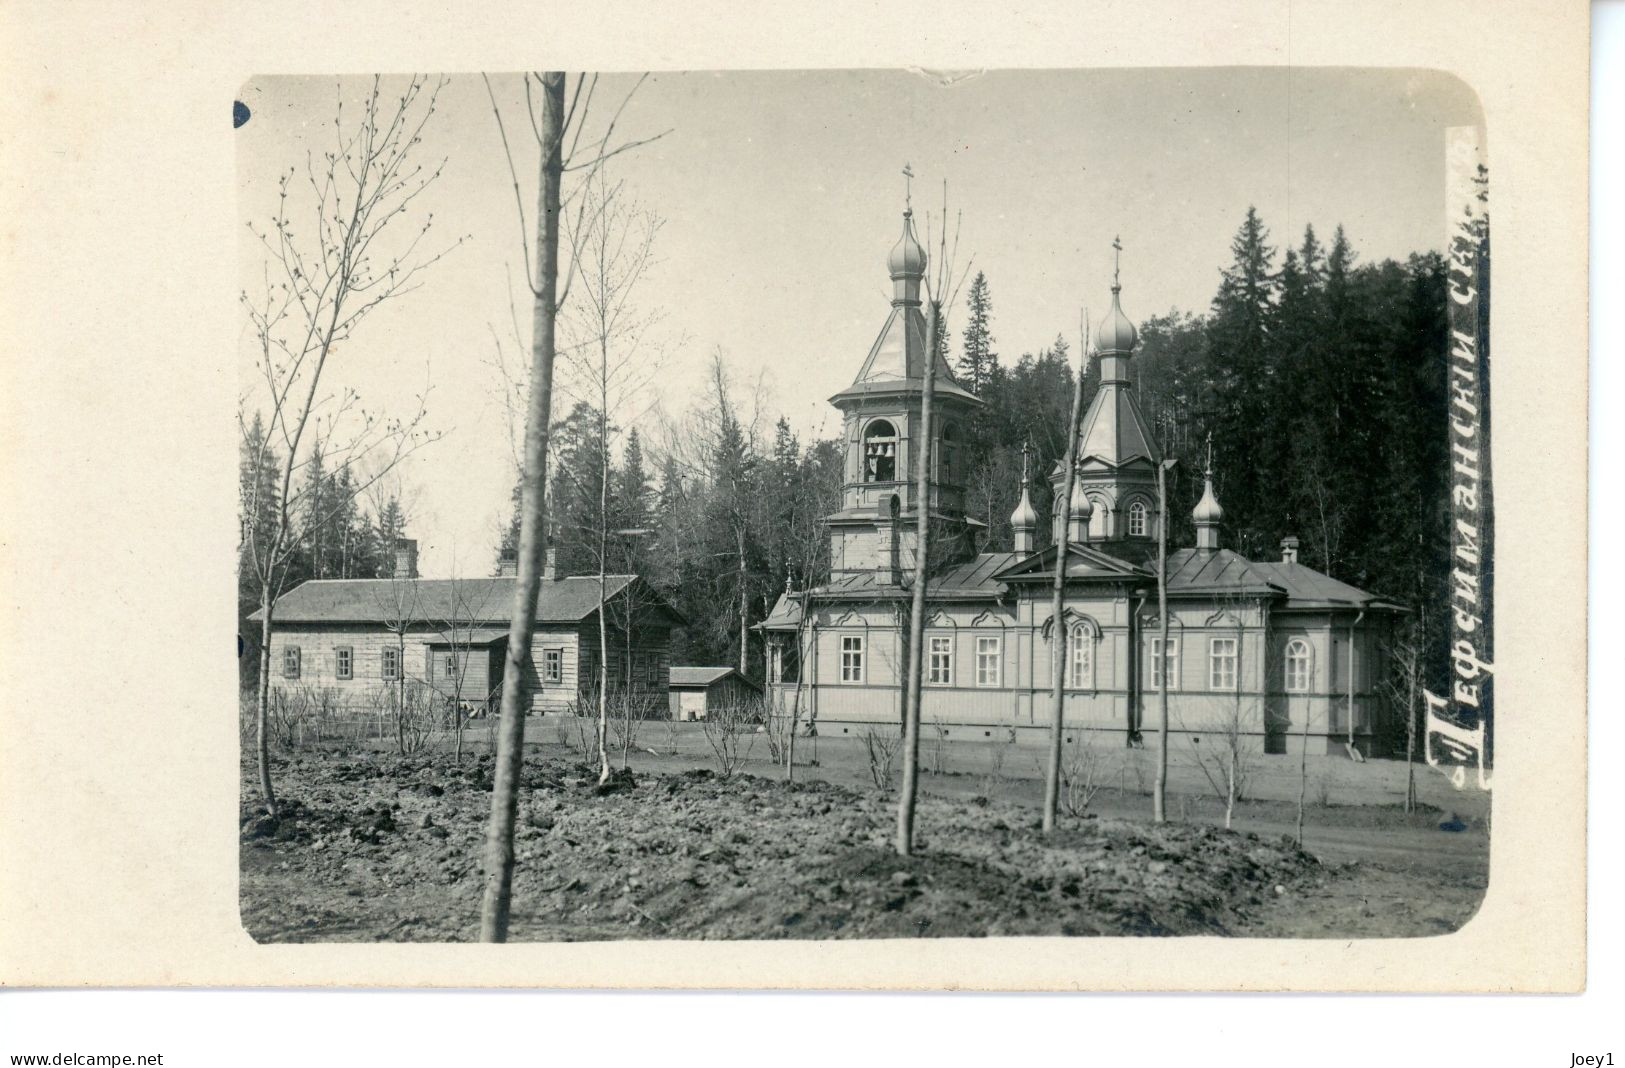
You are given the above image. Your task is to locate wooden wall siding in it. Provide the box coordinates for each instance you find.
[789,591,1392,752]
[266,619,674,717]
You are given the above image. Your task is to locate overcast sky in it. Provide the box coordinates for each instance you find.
[237,68,1482,577]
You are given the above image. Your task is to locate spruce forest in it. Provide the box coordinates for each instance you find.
[240,205,1463,694]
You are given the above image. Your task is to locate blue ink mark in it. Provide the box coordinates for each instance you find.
[237,634,244,658]
[1439,813,1467,833]
[233,100,251,129]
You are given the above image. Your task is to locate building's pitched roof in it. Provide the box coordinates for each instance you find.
[754,552,1019,631]
[992,542,1148,584]
[1251,560,1403,610]
[669,666,760,691]
[758,593,797,631]
[931,551,1023,593]
[252,574,657,625]
[829,302,980,407]
[1162,548,1285,597]
[1161,550,1402,611]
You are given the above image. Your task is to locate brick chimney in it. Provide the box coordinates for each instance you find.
[393,538,419,579]
[497,546,518,578]
[1280,535,1300,564]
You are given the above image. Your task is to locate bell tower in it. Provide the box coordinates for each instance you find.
[826,176,985,581]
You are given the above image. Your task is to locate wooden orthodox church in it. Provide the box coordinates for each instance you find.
[761,201,1402,756]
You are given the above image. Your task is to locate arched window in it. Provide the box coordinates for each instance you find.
[939,422,958,482]
[1128,499,1149,537]
[862,420,897,482]
[1285,639,1312,692]
[1088,496,1108,539]
[1068,623,1094,689]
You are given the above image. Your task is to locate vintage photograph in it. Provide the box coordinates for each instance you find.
[236,67,1492,943]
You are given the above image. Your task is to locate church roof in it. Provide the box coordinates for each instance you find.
[830,302,980,406]
[1251,560,1402,610]
[755,552,1023,631]
[991,542,1148,584]
[1162,549,1402,611]
[1072,382,1162,468]
[1163,549,1283,597]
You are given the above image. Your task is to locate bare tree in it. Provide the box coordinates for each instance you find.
[556,169,667,785]
[1185,594,1268,829]
[477,71,666,942]
[1381,614,1426,813]
[429,573,501,763]
[370,573,424,755]
[896,181,970,858]
[1152,456,1176,822]
[1041,311,1091,834]
[240,76,457,815]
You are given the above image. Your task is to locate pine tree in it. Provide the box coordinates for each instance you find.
[958,271,996,393]
[1206,206,1279,555]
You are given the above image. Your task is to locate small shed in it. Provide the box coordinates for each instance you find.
[668,667,761,722]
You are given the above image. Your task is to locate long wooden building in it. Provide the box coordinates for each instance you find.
[253,545,682,719]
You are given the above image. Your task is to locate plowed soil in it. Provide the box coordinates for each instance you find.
[240,748,1485,943]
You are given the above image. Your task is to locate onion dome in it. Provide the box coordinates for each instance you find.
[1011,484,1039,531]
[1192,434,1223,550]
[1193,477,1224,524]
[887,210,927,279]
[1095,285,1138,354]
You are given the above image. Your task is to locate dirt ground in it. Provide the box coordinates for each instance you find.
[240,730,1488,943]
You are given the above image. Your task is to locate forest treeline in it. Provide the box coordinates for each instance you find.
[242,205,1460,689]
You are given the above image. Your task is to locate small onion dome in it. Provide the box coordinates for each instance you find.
[887,210,928,279]
[1010,485,1039,531]
[1096,286,1138,354]
[1068,481,1095,520]
[1193,476,1224,525]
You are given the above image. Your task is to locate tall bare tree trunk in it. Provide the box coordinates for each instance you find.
[737,525,749,675]
[256,592,277,813]
[596,575,610,784]
[895,302,938,857]
[480,71,564,943]
[1297,687,1311,845]
[1041,353,1088,834]
[1153,461,1170,823]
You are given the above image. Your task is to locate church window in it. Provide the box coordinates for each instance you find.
[1209,637,1238,690]
[1089,496,1108,539]
[840,635,865,683]
[862,420,897,482]
[381,646,400,681]
[1148,637,1179,689]
[1285,639,1312,692]
[975,635,1002,687]
[1128,500,1148,537]
[928,635,953,685]
[939,422,958,482]
[335,646,353,681]
[282,645,301,679]
[1068,624,1094,689]
[543,648,563,684]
